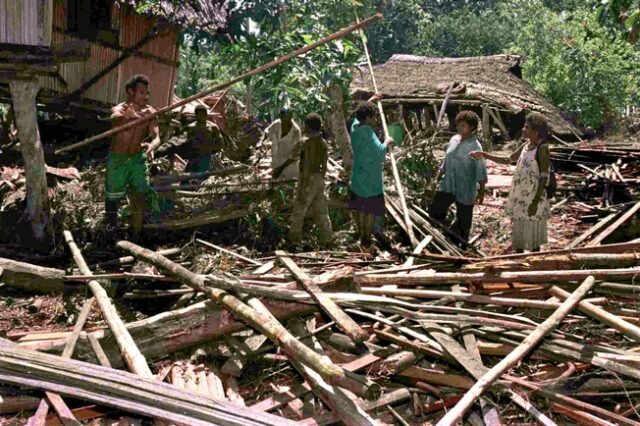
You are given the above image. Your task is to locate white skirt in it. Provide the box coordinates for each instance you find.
[512,218,548,251]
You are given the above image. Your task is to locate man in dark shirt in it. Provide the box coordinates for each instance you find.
[185,105,223,174]
[274,113,332,247]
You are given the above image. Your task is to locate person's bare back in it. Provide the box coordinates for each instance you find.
[110,101,158,154]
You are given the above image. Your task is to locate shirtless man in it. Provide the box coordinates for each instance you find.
[105,74,161,240]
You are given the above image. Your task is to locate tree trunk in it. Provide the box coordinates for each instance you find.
[8,79,51,246]
[325,84,352,181]
[0,257,64,293]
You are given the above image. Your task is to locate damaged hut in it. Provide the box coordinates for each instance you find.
[0,0,229,113]
[351,54,584,145]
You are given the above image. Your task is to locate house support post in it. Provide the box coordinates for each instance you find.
[482,105,492,152]
[8,79,51,246]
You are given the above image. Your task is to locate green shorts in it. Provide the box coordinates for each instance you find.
[105,152,149,201]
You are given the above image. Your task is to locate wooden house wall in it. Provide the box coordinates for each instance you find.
[118,10,179,108]
[38,0,179,108]
[0,0,52,46]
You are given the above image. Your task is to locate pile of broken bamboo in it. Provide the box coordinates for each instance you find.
[2,235,640,425]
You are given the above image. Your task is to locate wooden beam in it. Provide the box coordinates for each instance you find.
[436,276,596,425]
[276,251,369,343]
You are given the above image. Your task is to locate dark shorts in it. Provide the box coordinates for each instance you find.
[348,191,385,216]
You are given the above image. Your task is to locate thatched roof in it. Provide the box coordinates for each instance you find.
[351,54,582,137]
[121,0,229,33]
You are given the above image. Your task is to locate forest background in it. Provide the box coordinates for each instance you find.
[140,0,640,131]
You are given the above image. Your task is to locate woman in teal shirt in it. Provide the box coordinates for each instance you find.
[349,100,394,247]
[430,110,487,249]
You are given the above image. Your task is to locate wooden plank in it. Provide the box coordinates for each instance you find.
[550,286,640,342]
[0,340,295,426]
[436,276,596,425]
[588,200,640,246]
[276,251,368,343]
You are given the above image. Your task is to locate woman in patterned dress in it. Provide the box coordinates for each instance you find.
[470,112,551,252]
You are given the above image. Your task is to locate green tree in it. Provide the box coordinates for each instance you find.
[415,6,516,57]
[510,2,639,128]
[363,0,432,63]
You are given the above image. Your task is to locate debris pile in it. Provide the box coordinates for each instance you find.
[1,225,640,425]
[2,90,640,424]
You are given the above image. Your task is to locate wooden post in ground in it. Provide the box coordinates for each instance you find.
[436,276,596,426]
[481,105,492,152]
[8,79,52,245]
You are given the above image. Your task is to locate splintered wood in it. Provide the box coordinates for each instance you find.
[3,142,640,424]
[2,238,640,425]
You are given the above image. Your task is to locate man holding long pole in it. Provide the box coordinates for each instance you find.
[105,74,160,241]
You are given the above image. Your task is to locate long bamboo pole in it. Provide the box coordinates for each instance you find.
[436,276,595,426]
[63,231,153,378]
[355,14,418,247]
[117,241,346,385]
[54,14,382,155]
[550,286,640,343]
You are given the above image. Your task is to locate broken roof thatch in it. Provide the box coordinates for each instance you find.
[120,0,229,34]
[351,54,582,137]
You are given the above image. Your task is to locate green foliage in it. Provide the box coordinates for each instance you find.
[160,0,640,130]
[510,3,639,128]
[415,6,516,57]
[173,0,368,119]
[219,0,366,118]
[363,0,432,63]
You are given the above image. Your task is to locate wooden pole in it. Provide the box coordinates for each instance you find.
[587,200,640,246]
[276,251,368,343]
[63,231,152,378]
[436,276,596,426]
[550,286,640,343]
[356,267,640,286]
[9,79,52,243]
[355,14,418,247]
[117,241,346,385]
[197,239,263,266]
[54,14,382,155]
